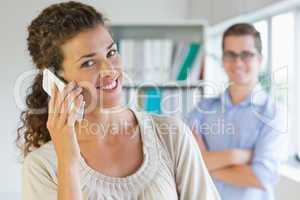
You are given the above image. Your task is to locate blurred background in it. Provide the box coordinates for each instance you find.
[0,0,299,199]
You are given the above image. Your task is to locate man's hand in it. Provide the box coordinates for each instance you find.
[230,149,253,165]
[192,128,253,171]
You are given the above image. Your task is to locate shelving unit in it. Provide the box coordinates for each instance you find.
[111,21,205,42]
[122,81,205,89]
[111,21,206,116]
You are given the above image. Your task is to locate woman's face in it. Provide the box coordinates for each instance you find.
[60,25,123,111]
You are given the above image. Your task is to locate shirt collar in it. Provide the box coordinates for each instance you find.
[221,84,268,109]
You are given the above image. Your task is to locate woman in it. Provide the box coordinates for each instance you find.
[17,1,220,199]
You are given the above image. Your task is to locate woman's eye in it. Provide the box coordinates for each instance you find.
[81,60,95,68]
[107,49,117,58]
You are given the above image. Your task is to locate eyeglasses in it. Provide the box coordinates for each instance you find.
[223,51,257,62]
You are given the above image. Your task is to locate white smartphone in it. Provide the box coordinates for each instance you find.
[42,68,85,121]
[42,68,67,96]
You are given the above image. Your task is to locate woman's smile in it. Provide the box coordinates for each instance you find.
[96,77,120,92]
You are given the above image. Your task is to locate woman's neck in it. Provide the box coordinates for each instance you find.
[75,106,139,144]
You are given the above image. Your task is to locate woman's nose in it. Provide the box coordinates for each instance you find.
[98,61,118,78]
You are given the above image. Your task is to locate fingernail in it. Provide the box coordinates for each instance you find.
[70,81,76,86]
[81,100,86,110]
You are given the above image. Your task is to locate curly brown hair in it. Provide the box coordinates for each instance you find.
[16,1,108,158]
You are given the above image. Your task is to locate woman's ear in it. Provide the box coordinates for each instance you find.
[56,69,69,84]
[57,69,64,77]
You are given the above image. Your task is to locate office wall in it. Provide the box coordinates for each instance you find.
[275,176,300,200]
[188,0,286,24]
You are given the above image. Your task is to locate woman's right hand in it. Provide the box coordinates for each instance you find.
[47,81,84,167]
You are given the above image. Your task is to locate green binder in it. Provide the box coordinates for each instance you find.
[176,43,201,80]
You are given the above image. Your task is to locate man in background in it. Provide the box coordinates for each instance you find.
[185,23,286,200]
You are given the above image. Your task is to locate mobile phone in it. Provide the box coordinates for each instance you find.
[42,68,67,96]
[42,68,85,121]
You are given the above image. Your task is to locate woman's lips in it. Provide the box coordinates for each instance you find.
[96,78,119,91]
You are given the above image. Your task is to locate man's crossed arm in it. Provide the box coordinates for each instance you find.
[192,129,264,189]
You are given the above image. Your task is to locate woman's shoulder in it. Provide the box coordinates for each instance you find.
[150,113,190,136]
[24,141,56,162]
[23,141,57,179]
[148,113,194,157]
[22,141,59,192]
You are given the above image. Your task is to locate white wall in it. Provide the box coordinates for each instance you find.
[188,0,286,24]
[275,176,300,200]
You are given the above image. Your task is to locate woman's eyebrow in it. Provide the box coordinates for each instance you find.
[106,42,115,50]
[75,42,115,63]
[76,52,96,63]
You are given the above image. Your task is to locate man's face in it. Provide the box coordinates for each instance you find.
[223,35,262,86]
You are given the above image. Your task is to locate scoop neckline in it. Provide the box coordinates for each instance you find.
[78,108,157,184]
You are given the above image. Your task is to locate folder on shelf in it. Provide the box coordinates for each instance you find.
[143,88,161,114]
[176,43,202,80]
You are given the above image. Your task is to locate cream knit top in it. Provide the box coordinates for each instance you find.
[22,110,220,200]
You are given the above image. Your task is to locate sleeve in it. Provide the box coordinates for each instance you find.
[174,119,220,200]
[22,153,57,200]
[183,102,204,134]
[251,106,287,189]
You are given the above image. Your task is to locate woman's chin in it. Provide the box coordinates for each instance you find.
[97,78,123,103]
[98,96,125,110]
